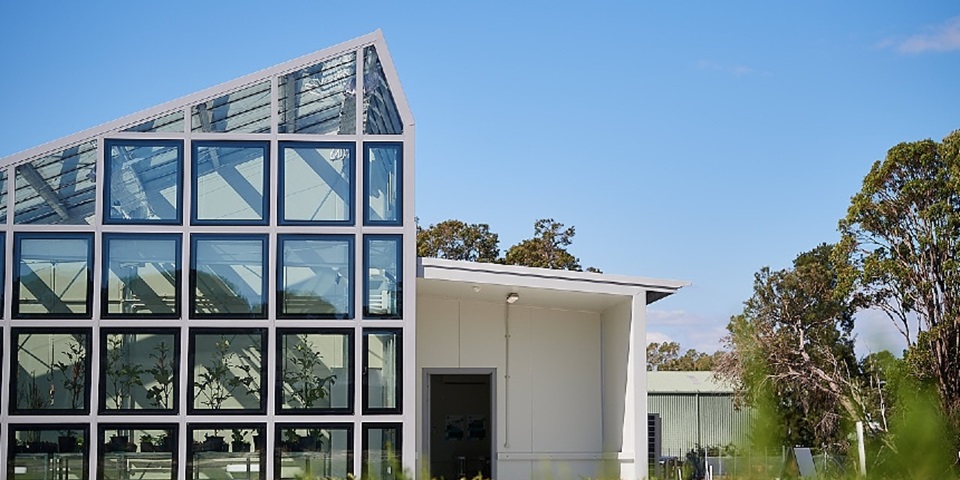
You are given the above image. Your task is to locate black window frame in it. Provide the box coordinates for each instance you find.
[362,142,403,226]
[190,233,269,320]
[186,423,266,479]
[102,138,184,225]
[274,422,354,479]
[10,327,93,415]
[191,140,271,226]
[13,231,95,319]
[361,422,403,480]
[362,328,403,415]
[188,328,268,415]
[278,141,356,226]
[101,232,182,319]
[98,327,181,414]
[8,423,90,480]
[277,234,354,320]
[276,328,354,415]
[97,423,179,477]
[363,234,403,319]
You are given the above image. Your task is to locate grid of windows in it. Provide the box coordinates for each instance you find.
[0,38,409,479]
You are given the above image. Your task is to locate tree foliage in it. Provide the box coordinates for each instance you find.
[837,129,960,433]
[417,217,601,272]
[646,342,719,371]
[717,244,862,449]
[503,218,583,271]
[416,219,500,263]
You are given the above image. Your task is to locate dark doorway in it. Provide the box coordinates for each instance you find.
[428,373,493,480]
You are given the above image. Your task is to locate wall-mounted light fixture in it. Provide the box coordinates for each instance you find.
[506,292,520,304]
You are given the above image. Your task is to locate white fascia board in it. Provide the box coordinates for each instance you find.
[418,257,688,296]
[0,30,404,168]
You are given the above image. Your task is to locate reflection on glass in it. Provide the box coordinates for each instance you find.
[123,110,185,133]
[279,331,352,411]
[364,330,401,413]
[193,142,268,224]
[10,426,87,478]
[188,425,265,480]
[364,236,401,318]
[280,236,352,318]
[276,425,352,479]
[100,425,177,479]
[101,331,178,411]
[0,168,7,223]
[191,331,264,412]
[104,235,180,317]
[192,236,266,317]
[15,234,93,317]
[281,143,353,224]
[279,52,357,135]
[191,81,271,133]
[14,331,89,412]
[14,140,97,225]
[105,140,182,223]
[363,46,403,134]
[364,143,402,225]
[363,424,401,480]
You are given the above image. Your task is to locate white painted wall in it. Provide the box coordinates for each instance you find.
[417,296,607,479]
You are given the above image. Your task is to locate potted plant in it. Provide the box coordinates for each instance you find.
[299,428,324,452]
[200,433,227,453]
[281,429,302,452]
[58,430,79,453]
[53,337,87,410]
[107,434,129,453]
[282,334,336,409]
[140,433,156,453]
[194,335,259,411]
[105,335,144,409]
[154,431,172,452]
[231,429,250,453]
[144,340,174,409]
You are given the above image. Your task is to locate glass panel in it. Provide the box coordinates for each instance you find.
[280,236,352,318]
[0,168,8,223]
[14,140,97,225]
[279,331,352,411]
[364,236,401,318]
[363,424,401,480]
[15,234,93,317]
[101,331,178,411]
[10,426,87,477]
[188,425,265,479]
[279,52,357,135]
[192,236,266,317]
[363,46,403,134]
[104,140,182,223]
[276,425,352,479]
[100,425,177,479]
[104,235,180,317]
[191,331,264,412]
[123,110,185,133]
[364,330,401,413]
[364,143,402,225]
[13,331,90,412]
[193,142,268,224]
[192,81,271,133]
[280,143,353,224]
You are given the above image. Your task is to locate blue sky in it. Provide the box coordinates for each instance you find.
[2,1,958,355]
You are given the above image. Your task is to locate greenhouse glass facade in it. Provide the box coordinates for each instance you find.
[0,31,415,480]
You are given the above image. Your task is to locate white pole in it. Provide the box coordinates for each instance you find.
[856,421,867,476]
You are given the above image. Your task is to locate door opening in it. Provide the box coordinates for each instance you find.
[427,372,493,480]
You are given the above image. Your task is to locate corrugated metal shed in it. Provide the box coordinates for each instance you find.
[648,371,753,456]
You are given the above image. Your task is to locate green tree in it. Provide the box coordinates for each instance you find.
[503,218,583,271]
[717,244,861,450]
[417,219,501,263]
[647,341,719,371]
[837,129,960,435]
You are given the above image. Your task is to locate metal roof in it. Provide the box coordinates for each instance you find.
[647,371,733,394]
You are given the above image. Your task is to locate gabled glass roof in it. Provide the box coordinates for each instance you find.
[0,31,411,227]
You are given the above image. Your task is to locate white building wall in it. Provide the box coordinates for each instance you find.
[416,296,606,479]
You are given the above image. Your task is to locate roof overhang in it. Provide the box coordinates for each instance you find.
[417,257,688,312]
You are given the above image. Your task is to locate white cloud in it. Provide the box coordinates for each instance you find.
[888,17,960,54]
[646,331,674,344]
[646,309,729,353]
